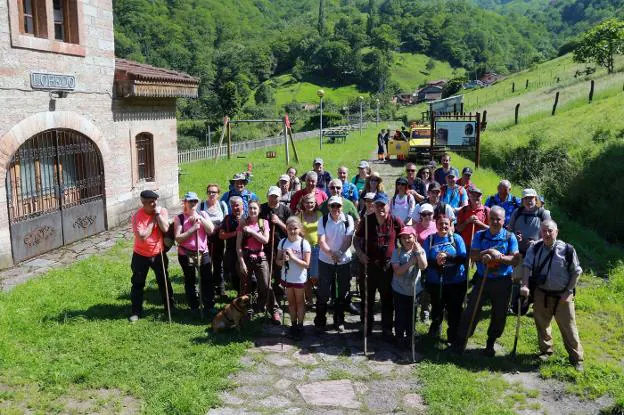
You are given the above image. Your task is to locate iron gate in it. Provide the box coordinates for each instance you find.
[6,129,106,263]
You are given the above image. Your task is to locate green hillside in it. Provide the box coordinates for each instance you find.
[390,52,463,92]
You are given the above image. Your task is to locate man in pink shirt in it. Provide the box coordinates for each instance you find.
[290,171,329,213]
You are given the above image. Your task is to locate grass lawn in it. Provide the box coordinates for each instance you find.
[390,52,462,92]
[269,74,364,108]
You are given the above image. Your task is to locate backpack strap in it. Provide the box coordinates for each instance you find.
[177,213,185,229]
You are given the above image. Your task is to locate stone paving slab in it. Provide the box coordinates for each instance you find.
[297,380,360,409]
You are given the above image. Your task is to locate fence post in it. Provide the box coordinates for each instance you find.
[512,82,515,93]
[552,92,560,116]
[589,80,595,103]
[525,79,529,89]
[515,103,520,125]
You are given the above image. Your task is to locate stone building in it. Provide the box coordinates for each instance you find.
[0,0,199,268]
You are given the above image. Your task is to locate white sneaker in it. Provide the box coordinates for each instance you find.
[128,315,140,323]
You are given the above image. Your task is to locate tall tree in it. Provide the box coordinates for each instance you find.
[573,18,624,74]
[367,0,377,36]
[318,0,326,36]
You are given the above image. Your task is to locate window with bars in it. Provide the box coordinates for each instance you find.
[136,133,155,182]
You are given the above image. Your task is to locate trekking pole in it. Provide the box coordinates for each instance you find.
[411,275,418,363]
[160,251,172,324]
[334,260,340,332]
[462,267,489,353]
[363,213,369,356]
[511,296,522,357]
[465,226,475,308]
[196,230,204,320]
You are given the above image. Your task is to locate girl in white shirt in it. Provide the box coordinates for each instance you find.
[391,177,415,224]
[276,216,311,340]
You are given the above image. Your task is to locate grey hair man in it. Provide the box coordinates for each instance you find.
[520,220,584,371]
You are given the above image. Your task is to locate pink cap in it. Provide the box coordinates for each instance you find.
[398,227,416,237]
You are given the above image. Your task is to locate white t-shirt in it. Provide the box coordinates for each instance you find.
[279,237,312,284]
[317,213,354,265]
[390,193,415,223]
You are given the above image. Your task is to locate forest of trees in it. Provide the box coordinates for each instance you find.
[112,0,622,127]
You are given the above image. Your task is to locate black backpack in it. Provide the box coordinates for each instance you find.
[321,213,352,234]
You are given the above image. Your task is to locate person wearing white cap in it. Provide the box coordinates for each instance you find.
[278,174,296,205]
[509,188,551,257]
[359,192,377,217]
[174,191,216,313]
[351,161,370,193]
[316,195,355,332]
[260,186,292,306]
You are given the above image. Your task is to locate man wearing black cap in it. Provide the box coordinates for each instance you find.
[354,192,404,339]
[457,167,474,190]
[129,190,175,322]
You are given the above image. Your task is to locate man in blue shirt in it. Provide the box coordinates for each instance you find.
[456,205,520,356]
[484,179,521,226]
[433,153,459,186]
[220,173,258,215]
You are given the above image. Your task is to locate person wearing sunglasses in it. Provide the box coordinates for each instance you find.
[358,172,384,211]
[320,179,360,223]
[404,162,426,203]
[317,196,355,332]
[174,191,216,314]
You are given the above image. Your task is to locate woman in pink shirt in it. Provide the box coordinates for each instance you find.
[174,192,215,313]
[415,203,437,245]
[236,200,278,322]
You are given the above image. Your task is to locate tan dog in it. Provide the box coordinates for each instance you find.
[211,295,250,333]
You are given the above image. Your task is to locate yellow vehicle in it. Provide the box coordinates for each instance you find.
[386,129,409,160]
[408,126,432,160]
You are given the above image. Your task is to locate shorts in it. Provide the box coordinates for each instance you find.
[309,246,320,279]
[281,281,306,289]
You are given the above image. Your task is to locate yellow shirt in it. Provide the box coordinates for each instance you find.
[300,211,322,247]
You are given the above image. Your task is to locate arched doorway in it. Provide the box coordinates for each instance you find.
[5,129,106,263]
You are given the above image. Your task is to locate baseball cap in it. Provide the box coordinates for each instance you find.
[279,174,290,182]
[522,188,538,198]
[428,182,441,192]
[328,195,343,206]
[313,157,324,165]
[229,173,248,183]
[420,203,434,213]
[468,186,483,195]
[373,192,389,205]
[363,192,376,200]
[358,160,369,169]
[446,170,457,178]
[183,191,199,201]
[398,227,417,237]
[267,186,281,197]
[462,167,473,175]
[140,190,159,199]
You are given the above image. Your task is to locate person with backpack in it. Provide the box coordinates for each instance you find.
[440,171,468,213]
[260,186,292,304]
[456,187,490,251]
[519,220,584,371]
[277,174,296,206]
[220,173,258,215]
[433,153,459,186]
[236,200,280,323]
[174,192,216,314]
[509,188,551,256]
[355,192,405,340]
[199,184,229,300]
[484,180,521,226]
[455,206,520,356]
[276,216,311,340]
[391,227,427,348]
[390,177,416,225]
[219,196,245,296]
[456,167,474,189]
[423,215,467,344]
[316,196,355,332]
[351,161,370,193]
[411,182,455,224]
[129,190,175,322]
[320,179,360,222]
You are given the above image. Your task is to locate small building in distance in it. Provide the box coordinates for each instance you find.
[416,80,447,103]
[0,0,199,268]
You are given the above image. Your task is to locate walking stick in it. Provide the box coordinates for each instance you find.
[411,274,418,363]
[363,213,369,356]
[462,267,489,353]
[196,230,204,320]
[160,251,172,324]
[465,225,476,308]
[511,296,522,357]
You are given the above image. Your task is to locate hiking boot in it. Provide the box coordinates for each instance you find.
[128,314,140,323]
[297,323,305,339]
[483,338,496,357]
[538,352,553,362]
[271,310,282,326]
[334,322,345,332]
[573,361,584,372]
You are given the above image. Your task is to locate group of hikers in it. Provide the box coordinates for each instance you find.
[130,152,584,370]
